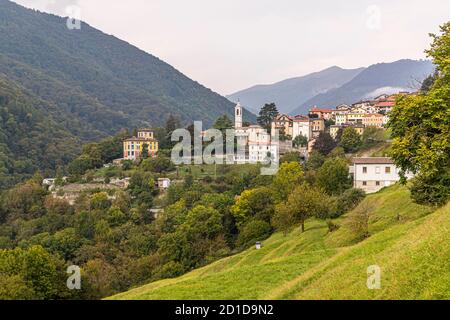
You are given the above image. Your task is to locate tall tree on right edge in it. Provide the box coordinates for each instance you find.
[388,22,450,206]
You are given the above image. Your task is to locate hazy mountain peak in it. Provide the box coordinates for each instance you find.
[227,66,364,114]
[290,59,434,115]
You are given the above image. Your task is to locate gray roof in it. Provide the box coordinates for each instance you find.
[352,157,394,164]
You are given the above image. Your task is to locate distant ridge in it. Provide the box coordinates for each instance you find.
[291,59,434,115]
[229,59,434,116]
[227,66,364,114]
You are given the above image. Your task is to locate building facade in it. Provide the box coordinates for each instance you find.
[351,157,412,193]
[123,129,158,160]
[292,116,312,141]
[309,107,333,120]
[271,114,293,138]
[363,114,384,128]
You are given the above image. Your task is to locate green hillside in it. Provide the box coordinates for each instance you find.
[0,0,254,134]
[0,76,81,189]
[109,184,450,300]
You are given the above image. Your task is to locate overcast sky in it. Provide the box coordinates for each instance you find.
[12,0,450,95]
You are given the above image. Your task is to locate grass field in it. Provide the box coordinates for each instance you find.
[109,184,450,300]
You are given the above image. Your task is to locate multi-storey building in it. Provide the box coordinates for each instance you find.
[309,107,333,120]
[330,123,365,139]
[363,114,384,128]
[123,129,158,160]
[310,118,325,138]
[271,114,293,138]
[351,157,413,193]
[336,112,365,126]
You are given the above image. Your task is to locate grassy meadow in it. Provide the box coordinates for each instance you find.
[109,184,449,300]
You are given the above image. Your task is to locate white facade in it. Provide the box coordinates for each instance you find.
[235,102,243,129]
[335,113,347,126]
[292,119,312,141]
[352,157,413,193]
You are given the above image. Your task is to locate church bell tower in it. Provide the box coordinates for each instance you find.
[235,101,243,128]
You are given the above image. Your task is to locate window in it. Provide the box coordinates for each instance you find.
[376,166,381,174]
[363,167,367,174]
[385,167,391,174]
[376,181,380,186]
[362,181,367,186]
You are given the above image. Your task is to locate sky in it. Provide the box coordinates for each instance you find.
[12,0,450,95]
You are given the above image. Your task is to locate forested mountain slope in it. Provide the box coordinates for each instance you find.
[0,0,252,136]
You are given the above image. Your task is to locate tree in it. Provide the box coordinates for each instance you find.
[293,134,308,148]
[388,22,450,206]
[257,103,278,132]
[236,219,272,247]
[280,152,301,164]
[164,114,181,149]
[339,127,361,153]
[273,184,329,233]
[213,115,233,132]
[306,150,325,171]
[313,132,336,156]
[316,157,352,195]
[272,162,304,201]
[361,127,385,147]
[231,187,275,228]
[141,156,175,173]
[141,143,149,159]
[420,71,438,93]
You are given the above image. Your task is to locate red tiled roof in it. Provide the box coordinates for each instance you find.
[310,107,333,113]
[293,115,310,122]
[375,101,395,107]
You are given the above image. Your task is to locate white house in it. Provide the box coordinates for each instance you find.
[351,157,413,193]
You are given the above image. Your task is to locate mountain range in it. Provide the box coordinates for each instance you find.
[0,0,253,138]
[228,59,434,115]
[0,0,254,187]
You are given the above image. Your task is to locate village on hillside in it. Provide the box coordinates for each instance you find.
[42,91,409,202]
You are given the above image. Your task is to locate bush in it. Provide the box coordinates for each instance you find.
[335,188,366,216]
[154,261,186,280]
[141,156,175,173]
[236,219,272,248]
[326,220,340,233]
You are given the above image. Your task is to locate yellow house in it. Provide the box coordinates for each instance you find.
[123,129,158,160]
[330,124,365,139]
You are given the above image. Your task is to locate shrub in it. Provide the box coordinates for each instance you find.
[326,220,340,233]
[236,219,272,248]
[336,188,366,216]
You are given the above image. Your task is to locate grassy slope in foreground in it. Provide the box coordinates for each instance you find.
[109,185,450,300]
